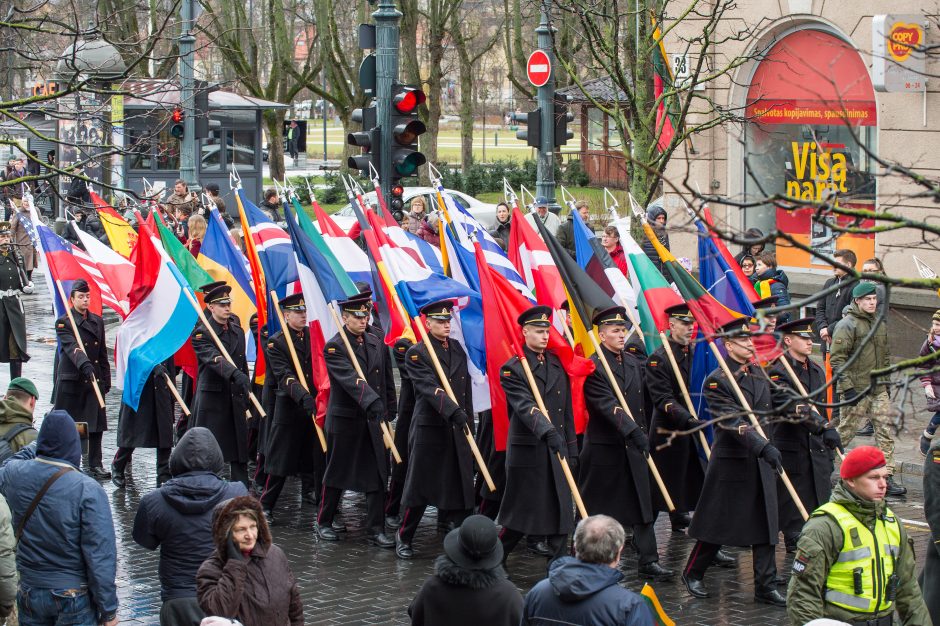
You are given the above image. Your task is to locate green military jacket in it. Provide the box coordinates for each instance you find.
[829,301,889,395]
[787,482,931,626]
[0,397,36,453]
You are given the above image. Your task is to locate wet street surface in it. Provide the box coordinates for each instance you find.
[12,282,933,625]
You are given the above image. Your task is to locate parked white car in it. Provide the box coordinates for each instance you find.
[331,187,498,233]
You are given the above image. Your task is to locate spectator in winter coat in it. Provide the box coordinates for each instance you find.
[0,493,15,622]
[752,251,791,324]
[739,254,756,279]
[197,495,303,626]
[0,377,37,454]
[417,212,440,247]
[556,200,590,258]
[522,515,654,626]
[602,224,628,276]
[259,189,282,223]
[488,202,511,250]
[0,410,118,626]
[408,515,522,626]
[406,197,428,235]
[919,310,940,456]
[642,202,669,276]
[813,248,857,351]
[187,214,207,258]
[525,201,562,237]
[134,427,247,626]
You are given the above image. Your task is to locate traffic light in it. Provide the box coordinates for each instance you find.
[554,94,574,147]
[347,105,379,176]
[389,83,427,182]
[170,107,185,139]
[511,109,541,148]
[389,183,405,217]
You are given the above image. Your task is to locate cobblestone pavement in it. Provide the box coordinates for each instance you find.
[8,278,935,625]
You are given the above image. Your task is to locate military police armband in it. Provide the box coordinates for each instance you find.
[792,553,810,575]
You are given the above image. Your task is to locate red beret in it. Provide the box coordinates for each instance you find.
[840,446,886,480]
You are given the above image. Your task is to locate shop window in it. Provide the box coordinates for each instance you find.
[743,28,877,270]
[227,130,255,170]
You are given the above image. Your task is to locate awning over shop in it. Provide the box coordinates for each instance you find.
[746,29,877,126]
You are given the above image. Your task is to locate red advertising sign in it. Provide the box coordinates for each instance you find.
[526,50,552,88]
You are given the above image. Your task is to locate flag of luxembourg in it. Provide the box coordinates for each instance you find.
[116,231,198,411]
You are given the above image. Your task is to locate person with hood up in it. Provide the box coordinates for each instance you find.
[641,201,670,277]
[0,377,38,455]
[133,427,247,626]
[734,227,766,265]
[408,515,522,626]
[196,495,303,626]
[521,514,654,625]
[0,410,118,626]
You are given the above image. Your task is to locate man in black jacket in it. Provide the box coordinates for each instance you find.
[579,306,672,581]
[190,281,251,486]
[133,427,247,625]
[768,318,841,552]
[395,300,475,559]
[260,294,322,523]
[53,278,111,479]
[682,317,785,607]
[316,292,397,548]
[498,305,577,565]
[812,249,857,350]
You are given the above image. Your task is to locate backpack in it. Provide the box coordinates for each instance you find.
[0,423,36,465]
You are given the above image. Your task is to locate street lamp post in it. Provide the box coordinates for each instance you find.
[178,0,198,190]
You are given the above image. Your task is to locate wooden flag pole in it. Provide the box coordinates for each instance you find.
[54,280,106,409]
[658,331,711,459]
[180,286,263,418]
[515,353,589,519]
[707,341,809,521]
[585,329,676,512]
[327,303,402,464]
[163,373,191,416]
[270,292,328,453]
[777,356,845,462]
[411,317,496,493]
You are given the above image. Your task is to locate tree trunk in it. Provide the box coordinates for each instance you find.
[455,37,474,173]
[423,37,444,183]
[264,109,286,181]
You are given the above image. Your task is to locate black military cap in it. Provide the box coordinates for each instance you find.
[718,316,753,338]
[751,295,778,310]
[420,299,454,321]
[517,305,553,328]
[279,293,306,312]
[354,281,372,295]
[204,282,232,305]
[70,279,90,295]
[664,303,694,323]
[200,280,227,295]
[777,317,814,338]
[592,305,628,327]
[340,293,372,318]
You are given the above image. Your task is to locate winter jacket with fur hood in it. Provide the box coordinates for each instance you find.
[408,555,522,626]
[196,496,303,626]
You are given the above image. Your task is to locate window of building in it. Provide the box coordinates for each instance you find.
[586,107,605,150]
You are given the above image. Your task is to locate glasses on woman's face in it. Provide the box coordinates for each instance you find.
[742,263,754,270]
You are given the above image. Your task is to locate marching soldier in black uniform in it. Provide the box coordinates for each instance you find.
[54,278,111,479]
[316,293,397,548]
[0,222,28,379]
[384,335,414,530]
[395,300,475,559]
[682,317,785,607]
[646,305,705,531]
[579,306,673,581]
[498,305,577,564]
[767,317,841,551]
[260,294,323,523]
[112,356,176,488]
[190,281,251,486]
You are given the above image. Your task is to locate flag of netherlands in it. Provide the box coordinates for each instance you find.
[116,230,198,411]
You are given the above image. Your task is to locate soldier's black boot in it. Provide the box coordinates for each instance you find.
[681,574,710,598]
[111,463,125,489]
[315,522,339,541]
[886,475,907,497]
[395,533,413,559]
[368,531,395,549]
[712,549,737,568]
[638,561,674,581]
[754,588,786,607]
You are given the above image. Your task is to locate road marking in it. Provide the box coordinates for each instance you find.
[901,518,930,528]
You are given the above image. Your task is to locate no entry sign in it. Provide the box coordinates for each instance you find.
[526,50,552,88]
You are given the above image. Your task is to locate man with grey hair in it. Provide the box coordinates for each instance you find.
[521,515,655,625]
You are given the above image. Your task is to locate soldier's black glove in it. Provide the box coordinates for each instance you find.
[841,388,861,407]
[568,456,579,472]
[226,534,245,562]
[152,364,168,380]
[366,402,385,423]
[302,395,316,414]
[668,403,695,429]
[231,369,250,390]
[760,444,783,473]
[821,428,843,451]
[795,404,813,420]
[451,408,468,427]
[80,361,96,381]
[542,428,566,458]
[627,428,650,455]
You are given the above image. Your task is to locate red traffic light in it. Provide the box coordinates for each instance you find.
[391,184,404,196]
[172,107,184,123]
[392,87,426,114]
